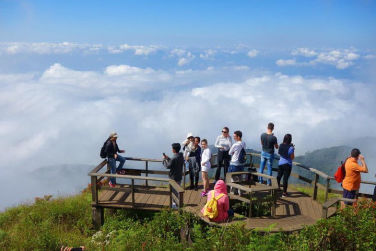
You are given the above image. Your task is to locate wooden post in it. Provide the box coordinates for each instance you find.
[248,192,253,217]
[325,178,330,202]
[169,183,173,208]
[179,191,184,208]
[92,206,104,229]
[131,179,135,207]
[145,161,149,187]
[271,189,277,217]
[91,176,98,204]
[313,174,319,201]
[322,207,328,219]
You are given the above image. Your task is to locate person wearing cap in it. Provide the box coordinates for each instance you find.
[105,132,126,188]
[182,133,197,188]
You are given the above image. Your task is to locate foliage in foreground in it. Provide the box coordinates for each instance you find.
[0,191,375,251]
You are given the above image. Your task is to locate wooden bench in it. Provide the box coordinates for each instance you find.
[322,197,356,218]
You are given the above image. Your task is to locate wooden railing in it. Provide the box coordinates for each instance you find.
[211,152,376,203]
[88,158,185,210]
[91,157,190,189]
[225,171,279,217]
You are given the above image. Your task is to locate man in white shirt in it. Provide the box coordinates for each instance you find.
[228,130,246,172]
[214,127,232,182]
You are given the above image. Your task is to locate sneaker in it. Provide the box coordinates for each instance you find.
[201,191,207,197]
[172,202,178,209]
[282,192,288,198]
[109,181,116,188]
[194,185,198,191]
[189,185,194,190]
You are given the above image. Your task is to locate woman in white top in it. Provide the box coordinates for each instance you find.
[201,139,211,197]
[214,127,232,182]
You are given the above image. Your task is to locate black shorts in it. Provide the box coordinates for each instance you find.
[343,189,357,205]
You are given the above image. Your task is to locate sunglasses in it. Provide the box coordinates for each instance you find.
[222,131,228,133]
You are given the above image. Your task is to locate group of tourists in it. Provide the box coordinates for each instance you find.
[160,122,295,198]
[102,122,372,222]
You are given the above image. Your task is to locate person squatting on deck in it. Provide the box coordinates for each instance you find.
[162,143,185,185]
[259,122,278,186]
[214,127,232,183]
[105,132,126,188]
[342,148,368,207]
[277,134,295,197]
[201,180,230,222]
[201,139,212,196]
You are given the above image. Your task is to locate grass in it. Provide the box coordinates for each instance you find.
[290,184,341,203]
[0,183,371,250]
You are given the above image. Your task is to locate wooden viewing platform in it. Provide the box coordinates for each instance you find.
[89,153,376,232]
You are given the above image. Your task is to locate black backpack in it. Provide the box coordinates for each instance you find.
[100,138,110,158]
[238,146,246,164]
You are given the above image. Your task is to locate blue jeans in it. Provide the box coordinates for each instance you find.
[108,155,126,184]
[228,164,244,173]
[259,151,274,185]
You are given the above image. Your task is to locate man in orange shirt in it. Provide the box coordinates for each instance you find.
[342,148,368,206]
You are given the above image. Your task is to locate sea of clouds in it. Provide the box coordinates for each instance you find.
[0,42,375,209]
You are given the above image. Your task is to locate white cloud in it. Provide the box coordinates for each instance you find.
[1,64,375,172]
[291,48,317,57]
[310,49,360,69]
[0,42,102,54]
[247,49,259,58]
[199,49,216,59]
[105,65,154,76]
[170,48,195,66]
[276,59,296,66]
[108,44,160,55]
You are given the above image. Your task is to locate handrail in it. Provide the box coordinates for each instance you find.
[125,157,162,162]
[89,158,185,212]
[213,152,374,203]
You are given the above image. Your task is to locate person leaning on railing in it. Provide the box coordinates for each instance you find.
[105,132,126,188]
[342,148,368,207]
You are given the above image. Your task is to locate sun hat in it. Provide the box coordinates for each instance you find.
[109,132,118,138]
[186,132,193,139]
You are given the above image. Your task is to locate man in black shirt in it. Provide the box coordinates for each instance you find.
[105,132,126,187]
[259,122,278,185]
[163,143,185,184]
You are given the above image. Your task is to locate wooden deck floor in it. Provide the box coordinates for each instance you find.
[95,183,336,232]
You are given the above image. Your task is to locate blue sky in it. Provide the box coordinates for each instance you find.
[1,0,376,48]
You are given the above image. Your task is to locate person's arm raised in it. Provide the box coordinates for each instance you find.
[359,155,368,173]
